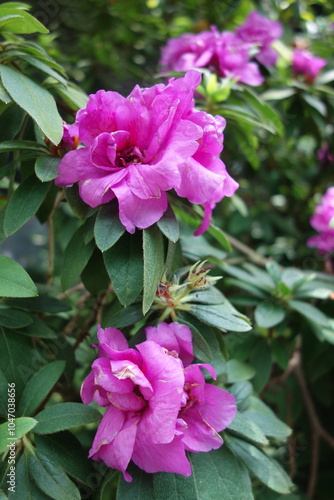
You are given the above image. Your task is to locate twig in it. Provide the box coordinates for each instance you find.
[224,232,269,267]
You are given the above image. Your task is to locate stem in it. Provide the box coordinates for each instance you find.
[224,232,269,267]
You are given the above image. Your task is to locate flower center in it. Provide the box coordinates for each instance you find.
[116,146,144,168]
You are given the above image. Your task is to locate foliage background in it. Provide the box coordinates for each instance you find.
[0,0,334,499]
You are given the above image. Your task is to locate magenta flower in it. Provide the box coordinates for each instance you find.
[307,187,334,254]
[235,11,282,66]
[81,324,237,481]
[55,71,238,235]
[216,31,264,86]
[292,49,326,83]
[160,28,218,73]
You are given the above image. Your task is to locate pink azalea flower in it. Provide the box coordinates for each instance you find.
[81,324,237,481]
[55,71,238,235]
[160,28,218,73]
[216,31,264,86]
[235,11,282,66]
[307,187,334,254]
[292,49,326,83]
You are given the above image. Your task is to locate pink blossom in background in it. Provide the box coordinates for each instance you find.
[307,187,334,254]
[292,49,326,82]
[160,28,218,73]
[235,11,282,66]
[55,71,238,235]
[215,31,264,86]
[81,324,237,481]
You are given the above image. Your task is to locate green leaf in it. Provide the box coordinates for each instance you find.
[249,340,272,393]
[0,256,38,297]
[19,361,65,416]
[55,82,88,110]
[243,396,291,439]
[35,156,61,182]
[34,402,102,434]
[143,225,165,314]
[0,327,43,398]
[101,301,143,329]
[9,452,50,500]
[61,223,95,291]
[13,314,57,339]
[261,88,296,100]
[117,447,253,500]
[227,359,256,383]
[0,65,62,144]
[207,223,232,252]
[315,69,334,84]
[0,306,32,328]
[5,296,71,313]
[227,411,269,446]
[34,432,94,487]
[0,80,11,103]
[187,286,225,305]
[229,381,252,409]
[225,435,293,494]
[176,312,213,363]
[63,185,96,219]
[0,7,48,34]
[241,88,284,136]
[4,175,51,236]
[188,303,252,332]
[255,302,285,328]
[157,204,180,243]
[104,231,143,307]
[302,94,327,116]
[287,299,329,327]
[28,450,80,500]
[0,369,8,417]
[94,201,125,252]
[0,417,37,453]
[81,248,110,296]
[0,140,48,154]
[15,54,67,86]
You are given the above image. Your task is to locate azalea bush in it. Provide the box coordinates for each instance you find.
[0,1,334,500]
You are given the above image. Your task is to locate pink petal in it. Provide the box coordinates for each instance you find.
[137,340,185,444]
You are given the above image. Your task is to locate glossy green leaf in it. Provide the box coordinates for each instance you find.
[61,223,95,290]
[0,140,48,154]
[176,312,213,363]
[28,451,80,500]
[255,302,285,328]
[34,432,94,486]
[227,411,269,446]
[0,306,32,328]
[94,201,125,252]
[0,369,7,417]
[243,397,291,439]
[188,303,252,332]
[63,185,96,219]
[5,295,71,313]
[227,359,256,383]
[81,248,110,296]
[0,65,62,144]
[104,231,143,307]
[0,417,37,453]
[0,80,11,103]
[288,299,329,327]
[13,315,57,339]
[101,301,143,329]
[0,256,38,298]
[35,156,61,182]
[0,6,48,34]
[4,175,51,236]
[225,435,293,494]
[15,54,67,86]
[143,225,165,314]
[250,340,272,393]
[229,381,252,409]
[9,452,50,500]
[207,223,232,252]
[157,204,180,243]
[19,361,65,416]
[34,402,102,434]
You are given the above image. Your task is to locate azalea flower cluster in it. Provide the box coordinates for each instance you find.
[159,11,282,86]
[81,323,237,481]
[292,48,327,83]
[307,187,334,254]
[55,70,238,235]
